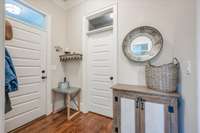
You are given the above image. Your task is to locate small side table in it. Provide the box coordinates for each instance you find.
[52,87,81,120]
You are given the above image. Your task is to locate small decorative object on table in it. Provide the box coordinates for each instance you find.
[145,58,179,93]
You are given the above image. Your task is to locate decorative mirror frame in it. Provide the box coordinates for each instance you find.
[122,26,163,62]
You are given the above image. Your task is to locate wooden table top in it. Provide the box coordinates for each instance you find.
[112,83,180,98]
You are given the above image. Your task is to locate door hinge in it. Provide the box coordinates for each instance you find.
[136,98,140,108]
[115,127,118,133]
[168,105,174,113]
[114,96,118,102]
[140,99,145,110]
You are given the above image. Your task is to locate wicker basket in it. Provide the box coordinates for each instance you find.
[145,58,179,93]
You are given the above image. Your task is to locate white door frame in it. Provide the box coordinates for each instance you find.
[0,0,5,132]
[82,4,118,113]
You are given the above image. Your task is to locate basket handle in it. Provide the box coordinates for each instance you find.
[172,57,180,66]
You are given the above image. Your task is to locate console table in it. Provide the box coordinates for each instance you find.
[52,87,81,120]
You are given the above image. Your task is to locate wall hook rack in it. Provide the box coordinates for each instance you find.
[60,53,83,62]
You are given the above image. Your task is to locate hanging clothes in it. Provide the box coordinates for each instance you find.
[5,48,18,113]
[5,20,13,40]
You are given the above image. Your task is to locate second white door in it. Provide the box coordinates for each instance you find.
[87,29,115,117]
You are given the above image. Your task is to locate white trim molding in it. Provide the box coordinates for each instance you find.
[46,15,53,115]
[0,0,5,133]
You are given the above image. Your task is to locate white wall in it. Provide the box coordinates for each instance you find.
[0,0,5,132]
[85,0,116,14]
[24,0,68,113]
[65,2,85,88]
[118,0,197,132]
[65,0,198,132]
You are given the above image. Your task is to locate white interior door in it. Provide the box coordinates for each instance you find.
[87,29,115,117]
[5,19,47,132]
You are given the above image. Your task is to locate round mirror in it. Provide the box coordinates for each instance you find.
[123,26,163,62]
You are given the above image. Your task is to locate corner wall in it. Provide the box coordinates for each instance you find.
[118,0,197,132]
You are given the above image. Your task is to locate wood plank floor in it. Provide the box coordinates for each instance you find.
[10,111,113,133]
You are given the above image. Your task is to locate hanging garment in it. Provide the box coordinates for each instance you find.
[5,20,13,40]
[5,92,12,113]
[5,48,18,113]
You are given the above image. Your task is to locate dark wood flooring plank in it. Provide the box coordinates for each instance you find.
[11,111,112,133]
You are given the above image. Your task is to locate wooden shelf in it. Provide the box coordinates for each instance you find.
[60,54,82,62]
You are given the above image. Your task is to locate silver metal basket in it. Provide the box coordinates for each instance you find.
[145,58,179,93]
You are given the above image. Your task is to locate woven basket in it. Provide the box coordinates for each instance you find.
[145,58,179,93]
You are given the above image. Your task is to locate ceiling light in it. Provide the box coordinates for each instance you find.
[6,3,22,15]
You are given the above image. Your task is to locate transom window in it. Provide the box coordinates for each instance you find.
[5,0,46,29]
[88,11,113,31]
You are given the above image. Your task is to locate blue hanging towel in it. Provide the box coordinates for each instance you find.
[5,48,18,113]
[5,48,18,93]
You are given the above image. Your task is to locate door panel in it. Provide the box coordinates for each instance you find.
[12,59,40,67]
[6,108,42,132]
[10,92,40,106]
[13,27,41,44]
[5,19,46,132]
[18,77,40,85]
[9,83,40,98]
[121,98,136,133]
[7,46,40,60]
[5,39,40,51]
[145,102,165,133]
[5,99,40,119]
[88,30,114,117]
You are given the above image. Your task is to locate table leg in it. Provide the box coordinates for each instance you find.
[63,94,66,115]
[78,93,80,112]
[52,91,56,114]
[67,94,71,120]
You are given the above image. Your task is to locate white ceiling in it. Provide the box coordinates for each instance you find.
[52,0,84,10]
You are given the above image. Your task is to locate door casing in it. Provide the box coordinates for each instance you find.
[0,0,5,132]
[82,5,118,113]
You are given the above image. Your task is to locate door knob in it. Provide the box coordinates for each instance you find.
[41,70,46,73]
[110,76,114,81]
[41,76,47,79]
